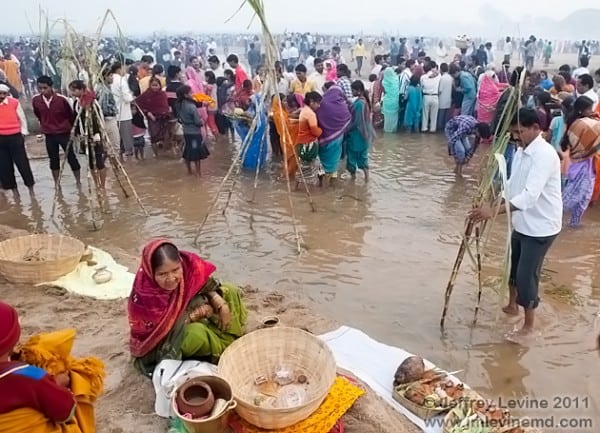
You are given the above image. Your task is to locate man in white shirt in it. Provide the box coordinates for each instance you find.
[207,56,225,78]
[484,42,495,66]
[110,62,135,159]
[305,48,316,75]
[572,55,590,80]
[503,36,513,63]
[288,43,300,69]
[575,73,599,110]
[281,44,291,69]
[437,63,454,130]
[470,108,562,343]
[420,63,441,132]
[308,57,326,94]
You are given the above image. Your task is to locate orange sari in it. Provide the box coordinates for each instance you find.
[272,97,299,178]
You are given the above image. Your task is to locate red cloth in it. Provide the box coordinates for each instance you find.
[235,65,249,92]
[0,301,20,355]
[0,97,21,136]
[31,93,74,135]
[79,90,96,109]
[135,88,171,116]
[0,361,75,421]
[127,239,216,357]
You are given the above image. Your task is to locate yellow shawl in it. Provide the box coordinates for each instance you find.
[0,329,105,433]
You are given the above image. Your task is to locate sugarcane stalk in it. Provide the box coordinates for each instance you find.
[473,227,483,324]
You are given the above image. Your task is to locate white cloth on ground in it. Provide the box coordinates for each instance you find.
[152,360,218,418]
[319,326,462,433]
[37,246,135,300]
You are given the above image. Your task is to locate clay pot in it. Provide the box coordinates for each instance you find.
[175,379,215,419]
[261,316,280,328]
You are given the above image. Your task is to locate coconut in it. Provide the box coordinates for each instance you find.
[394,356,425,386]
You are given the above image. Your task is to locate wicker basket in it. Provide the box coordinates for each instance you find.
[0,234,85,284]
[217,326,337,429]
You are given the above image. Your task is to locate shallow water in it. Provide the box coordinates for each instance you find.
[2,132,599,431]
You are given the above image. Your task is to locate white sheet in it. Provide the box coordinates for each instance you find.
[37,246,135,300]
[152,360,218,418]
[318,326,447,433]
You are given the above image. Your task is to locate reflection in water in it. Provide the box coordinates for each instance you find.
[2,133,599,432]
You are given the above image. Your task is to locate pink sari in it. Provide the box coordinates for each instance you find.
[476,74,501,124]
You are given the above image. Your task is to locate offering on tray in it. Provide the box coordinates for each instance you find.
[252,365,310,409]
[400,372,465,409]
[445,399,525,433]
[394,356,425,386]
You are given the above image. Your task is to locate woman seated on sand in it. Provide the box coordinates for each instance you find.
[128,239,247,375]
[0,302,104,433]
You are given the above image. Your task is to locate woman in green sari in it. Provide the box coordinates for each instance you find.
[345,80,375,182]
[127,239,247,375]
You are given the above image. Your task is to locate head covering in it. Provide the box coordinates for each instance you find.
[136,86,170,115]
[0,84,10,93]
[0,302,20,355]
[316,85,351,145]
[127,239,216,357]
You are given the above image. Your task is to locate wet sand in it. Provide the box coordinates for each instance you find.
[0,222,420,433]
[2,69,600,431]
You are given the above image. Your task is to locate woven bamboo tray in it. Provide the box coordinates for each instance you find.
[217,326,337,429]
[0,234,85,284]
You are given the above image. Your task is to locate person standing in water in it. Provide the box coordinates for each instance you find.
[0,84,34,195]
[470,108,562,343]
[444,115,491,177]
[32,75,81,187]
[175,85,210,177]
[345,81,375,182]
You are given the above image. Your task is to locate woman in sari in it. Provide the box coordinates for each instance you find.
[346,81,375,182]
[369,73,384,129]
[128,239,247,375]
[234,80,269,169]
[561,96,600,226]
[476,72,502,128]
[272,93,302,179]
[135,77,172,149]
[185,59,209,137]
[381,68,400,133]
[316,84,352,184]
[0,302,104,433]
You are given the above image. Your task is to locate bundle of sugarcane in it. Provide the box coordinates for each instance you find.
[48,10,148,230]
[440,77,524,330]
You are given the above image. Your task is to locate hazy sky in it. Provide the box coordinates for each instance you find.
[4,0,600,35]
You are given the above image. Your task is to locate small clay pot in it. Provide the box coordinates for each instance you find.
[92,266,112,284]
[261,316,280,328]
[176,379,215,419]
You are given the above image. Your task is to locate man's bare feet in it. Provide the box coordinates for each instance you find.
[502,305,520,316]
[505,326,538,345]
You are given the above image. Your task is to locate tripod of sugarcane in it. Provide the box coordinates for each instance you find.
[192,76,316,255]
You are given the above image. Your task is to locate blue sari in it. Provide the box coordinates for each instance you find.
[345,97,375,173]
[403,85,423,130]
[235,94,268,169]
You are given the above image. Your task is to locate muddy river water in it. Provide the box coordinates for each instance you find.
[1,132,599,432]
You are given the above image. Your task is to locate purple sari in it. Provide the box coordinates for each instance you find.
[316,85,351,145]
[563,158,595,226]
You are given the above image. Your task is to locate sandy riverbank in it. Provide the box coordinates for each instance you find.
[0,224,420,433]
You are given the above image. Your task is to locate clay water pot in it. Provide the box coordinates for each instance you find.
[173,375,237,433]
[175,379,215,419]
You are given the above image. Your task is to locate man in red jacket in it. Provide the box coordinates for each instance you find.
[32,76,81,186]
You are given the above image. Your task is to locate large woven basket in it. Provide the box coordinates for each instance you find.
[218,326,337,429]
[0,234,85,284]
